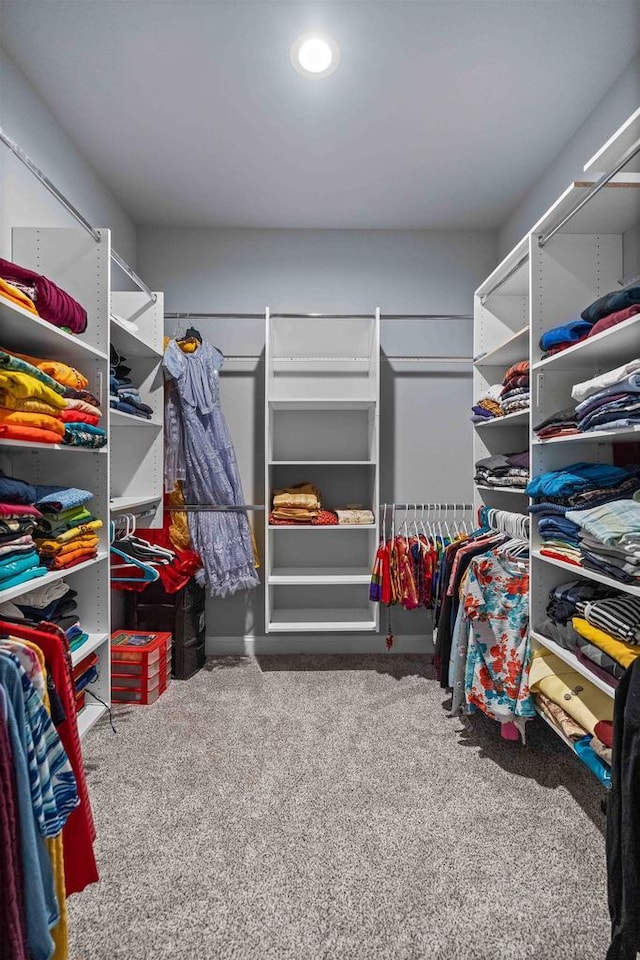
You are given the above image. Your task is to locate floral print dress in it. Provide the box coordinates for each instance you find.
[462,551,535,727]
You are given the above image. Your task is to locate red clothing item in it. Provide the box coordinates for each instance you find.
[539,548,581,567]
[0,257,88,334]
[0,423,63,445]
[595,719,614,749]
[0,502,43,519]
[59,410,100,426]
[587,303,640,339]
[0,619,99,895]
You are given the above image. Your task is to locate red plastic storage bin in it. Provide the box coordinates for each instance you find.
[111,631,172,705]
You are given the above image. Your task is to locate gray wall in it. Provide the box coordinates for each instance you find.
[499,53,640,257]
[0,47,137,268]
[138,226,497,651]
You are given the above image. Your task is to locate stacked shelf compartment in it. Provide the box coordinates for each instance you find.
[473,235,531,513]
[109,291,164,527]
[265,312,380,633]
[491,110,640,770]
[0,227,112,738]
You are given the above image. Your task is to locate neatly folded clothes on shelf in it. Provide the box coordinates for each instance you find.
[474,451,529,489]
[110,343,154,420]
[571,358,640,433]
[533,406,579,441]
[470,362,530,422]
[271,483,322,523]
[538,285,640,359]
[0,346,106,446]
[335,509,375,525]
[529,648,614,735]
[0,255,88,333]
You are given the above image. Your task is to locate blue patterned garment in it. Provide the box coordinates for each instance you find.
[0,652,79,837]
[163,339,259,597]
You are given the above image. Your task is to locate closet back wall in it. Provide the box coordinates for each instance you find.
[139,226,497,653]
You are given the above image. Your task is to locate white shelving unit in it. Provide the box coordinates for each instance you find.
[473,234,530,514]
[264,310,380,633]
[109,291,164,528]
[473,109,640,774]
[0,227,112,738]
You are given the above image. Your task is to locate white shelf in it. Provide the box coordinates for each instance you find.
[77,702,107,739]
[110,314,163,359]
[475,484,528,496]
[474,409,529,428]
[110,409,162,428]
[0,551,108,603]
[532,314,640,372]
[534,704,611,789]
[532,550,640,597]
[533,425,640,446]
[530,631,616,699]
[475,235,529,301]
[269,460,375,466]
[269,399,376,410]
[0,438,107,453]
[0,293,108,365]
[110,495,161,514]
[268,608,377,632]
[71,632,109,668]
[268,523,377,531]
[584,108,640,174]
[474,326,529,367]
[269,567,371,585]
[533,180,640,237]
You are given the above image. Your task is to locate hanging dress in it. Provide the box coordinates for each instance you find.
[163,339,259,597]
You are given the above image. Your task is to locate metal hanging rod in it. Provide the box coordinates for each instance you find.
[165,504,266,512]
[538,137,640,247]
[0,125,156,305]
[166,311,472,321]
[211,354,471,363]
[381,502,473,511]
[479,253,529,306]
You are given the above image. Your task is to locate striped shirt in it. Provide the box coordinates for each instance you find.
[566,498,640,546]
[581,596,640,645]
[0,651,79,837]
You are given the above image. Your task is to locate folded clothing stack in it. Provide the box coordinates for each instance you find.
[474,451,529,489]
[528,463,640,580]
[471,384,503,423]
[73,651,99,712]
[270,483,322,523]
[537,578,626,686]
[565,497,640,585]
[0,346,106,447]
[0,576,80,630]
[571,358,640,434]
[0,255,88,333]
[34,485,101,572]
[539,285,640,359]
[335,509,375,525]
[529,648,613,784]
[499,360,530,415]
[110,344,154,420]
[533,406,579,441]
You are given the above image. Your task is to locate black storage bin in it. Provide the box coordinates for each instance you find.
[125,579,206,680]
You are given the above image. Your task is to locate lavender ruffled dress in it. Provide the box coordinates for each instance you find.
[163,339,259,597]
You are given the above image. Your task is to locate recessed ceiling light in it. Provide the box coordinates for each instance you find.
[291,33,340,78]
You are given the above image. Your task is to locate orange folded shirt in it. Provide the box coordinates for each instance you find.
[48,547,98,570]
[38,536,99,558]
[0,407,65,438]
[0,278,38,316]
[0,423,63,445]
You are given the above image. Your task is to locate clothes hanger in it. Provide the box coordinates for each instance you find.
[110,520,160,582]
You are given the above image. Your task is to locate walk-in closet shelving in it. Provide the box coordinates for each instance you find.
[509,111,640,770]
[473,235,530,513]
[109,290,164,526]
[471,109,640,777]
[0,226,112,738]
[265,311,380,633]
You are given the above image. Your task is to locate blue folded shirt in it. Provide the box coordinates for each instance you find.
[540,320,593,351]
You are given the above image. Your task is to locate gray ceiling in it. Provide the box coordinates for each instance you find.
[2,1,639,230]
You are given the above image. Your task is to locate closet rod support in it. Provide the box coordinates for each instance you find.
[538,137,640,247]
[0,125,156,304]
[0,125,101,242]
[479,254,529,305]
